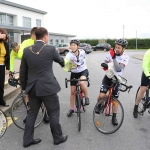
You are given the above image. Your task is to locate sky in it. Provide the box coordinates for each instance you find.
[8,0,150,39]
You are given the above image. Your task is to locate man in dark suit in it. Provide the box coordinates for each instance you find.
[20,27,68,148]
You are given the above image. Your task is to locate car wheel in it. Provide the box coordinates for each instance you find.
[64,50,69,56]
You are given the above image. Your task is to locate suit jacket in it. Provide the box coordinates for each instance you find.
[20,41,64,96]
[4,41,10,70]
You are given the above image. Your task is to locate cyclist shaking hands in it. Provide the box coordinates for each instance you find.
[64,39,90,117]
[95,39,129,125]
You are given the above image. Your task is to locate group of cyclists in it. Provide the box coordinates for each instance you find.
[6,26,150,127]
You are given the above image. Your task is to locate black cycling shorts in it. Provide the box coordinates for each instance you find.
[70,69,89,86]
[100,75,120,98]
[141,72,149,86]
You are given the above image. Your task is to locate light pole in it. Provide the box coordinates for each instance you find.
[136,30,137,50]
[123,25,124,39]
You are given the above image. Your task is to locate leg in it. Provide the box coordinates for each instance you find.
[133,86,147,118]
[80,69,89,105]
[80,76,90,105]
[41,94,67,143]
[23,95,41,145]
[0,66,8,106]
[67,86,76,117]
[133,72,148,118]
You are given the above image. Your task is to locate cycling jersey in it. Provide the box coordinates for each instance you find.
[142,49,150,77]
[17,38,34,59]
[64,49,87,73]
[105,52,129,76]
[10,44,21,72]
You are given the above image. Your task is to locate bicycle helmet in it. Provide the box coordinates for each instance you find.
[70,39,80,46]
[8,78,18,87]
[115,39,128,47]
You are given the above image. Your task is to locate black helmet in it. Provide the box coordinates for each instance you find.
[115,39,128,47]
[8,78,18,87]
[70,39,80,46]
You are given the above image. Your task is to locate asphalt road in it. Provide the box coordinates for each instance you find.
[1,50,150,150]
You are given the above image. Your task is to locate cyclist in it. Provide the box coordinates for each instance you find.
[133,49,150,118]
[95,39,129,125]
[63,39,90,117]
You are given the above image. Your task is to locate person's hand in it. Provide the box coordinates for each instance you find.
[109,48,116,59]
[5,70,9,75]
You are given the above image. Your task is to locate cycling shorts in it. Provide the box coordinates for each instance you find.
[141,72,149,86]
[70,69,89,86]
[100,75,120,98]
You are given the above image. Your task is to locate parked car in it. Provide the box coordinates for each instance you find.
[79,43,93,54]
[92,43,111,51]
[55,43,70,55]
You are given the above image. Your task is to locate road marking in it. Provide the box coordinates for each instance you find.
[90,60,100,65]
[7,117,17,127]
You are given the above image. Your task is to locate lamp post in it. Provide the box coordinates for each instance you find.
[136,30,137,50]
[123,25,124,39]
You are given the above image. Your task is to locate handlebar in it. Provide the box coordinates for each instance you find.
[65,77,90,88]
[120,83,133,93]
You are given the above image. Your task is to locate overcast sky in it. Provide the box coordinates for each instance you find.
[9,0,150,39]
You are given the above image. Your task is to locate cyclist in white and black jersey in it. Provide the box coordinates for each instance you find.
[64,39,90,117]
[95,39,129,126]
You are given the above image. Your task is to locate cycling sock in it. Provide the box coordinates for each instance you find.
[112,113,117,118]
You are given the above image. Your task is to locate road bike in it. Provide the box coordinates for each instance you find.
[65,77,90,131]
[9,71,46,130]
[135,81,150,116]
[93,63,133,134]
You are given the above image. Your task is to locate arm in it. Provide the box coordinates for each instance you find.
[142,50,150,77]
[9,50,16,72]
[53,47,65,67]
[113,58,125,71]
[20,50,28,90]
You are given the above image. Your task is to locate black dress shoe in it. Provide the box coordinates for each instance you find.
[23,139,42,148]
[44,113,49,123]
[0,102,9,107]
[54,135,68,145]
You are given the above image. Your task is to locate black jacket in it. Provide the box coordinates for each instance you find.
[3,41,10,70]
[20,41,65,96]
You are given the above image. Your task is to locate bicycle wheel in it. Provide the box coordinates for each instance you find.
[0,109,7,138]
[93,97,124,134]
[76,94,81,132]
[11,93,45,130]
[135,86,148,114]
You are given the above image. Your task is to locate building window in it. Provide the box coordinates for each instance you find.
[0,13,13,25]
[50,39,53,45]
[36,19,41,27]
[23,17,31,28]
[55,39,59,46]
[61,39,64,44]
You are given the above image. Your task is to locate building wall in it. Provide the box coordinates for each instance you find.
[0,3,45,27]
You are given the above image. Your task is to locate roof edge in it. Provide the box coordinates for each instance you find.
[0,0,47,15]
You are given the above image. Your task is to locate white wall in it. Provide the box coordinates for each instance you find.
[0,3,45,27]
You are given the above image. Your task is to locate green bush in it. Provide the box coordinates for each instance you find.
[79,38,150,49]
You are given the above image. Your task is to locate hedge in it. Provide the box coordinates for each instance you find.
[79,38,150,49]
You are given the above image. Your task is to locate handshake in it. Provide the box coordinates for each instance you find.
[109,48,116,59]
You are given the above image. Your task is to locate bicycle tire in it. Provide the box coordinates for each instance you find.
[93,97,124,134]
[11,93,45,130]
[76,94,81,132]
[0,109,7,138]
[135,86,148,114]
